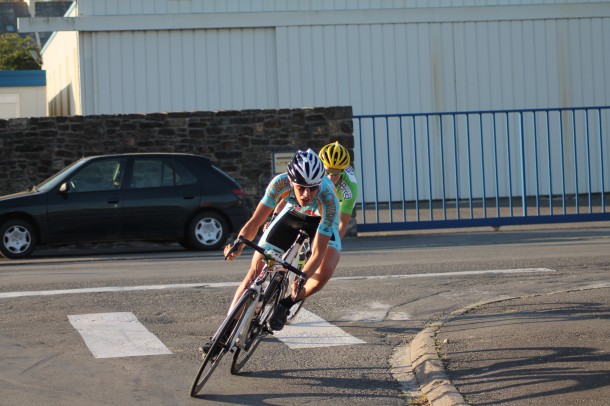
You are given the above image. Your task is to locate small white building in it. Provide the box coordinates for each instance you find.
[17,0,610,117]
[0,70,46,119]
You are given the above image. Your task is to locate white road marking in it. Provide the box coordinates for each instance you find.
[0,268,556,299]
[275,309,365,349]
[335,267,555,281]
[344,301,391,322]
[68,312,172,358]
[0,282,239,299]
[387,312,412,321]
[3,268,557,357]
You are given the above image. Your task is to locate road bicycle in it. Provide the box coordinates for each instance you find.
[189,229,311,397]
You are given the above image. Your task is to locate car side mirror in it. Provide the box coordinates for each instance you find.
[59,182,70,193]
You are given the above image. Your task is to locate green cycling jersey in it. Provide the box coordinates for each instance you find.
[334,166,358,215]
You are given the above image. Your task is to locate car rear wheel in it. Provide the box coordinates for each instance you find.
[0,219,37,259]
[186,211,229,251]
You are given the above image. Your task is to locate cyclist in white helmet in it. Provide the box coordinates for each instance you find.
[224,148,341,331]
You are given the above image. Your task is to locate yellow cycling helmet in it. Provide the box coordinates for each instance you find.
[319,141,350,170]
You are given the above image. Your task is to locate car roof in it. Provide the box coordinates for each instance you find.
[82,153,212,163]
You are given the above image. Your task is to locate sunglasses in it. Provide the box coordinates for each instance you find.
[325,169,343,176]
[293,183,320,192]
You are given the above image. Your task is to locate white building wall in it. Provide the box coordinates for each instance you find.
[0,88,46,119]
[44,3,607,116]
[76,0,608,15]
[27,0,610,116]
[277,16,610,114]
[40,5,81,116]
[79,28,278,114]
[0,94,19,119]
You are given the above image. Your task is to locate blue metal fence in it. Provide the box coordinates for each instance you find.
[353,106,610,232]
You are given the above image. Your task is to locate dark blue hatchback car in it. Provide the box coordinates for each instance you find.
[0,153,251,259]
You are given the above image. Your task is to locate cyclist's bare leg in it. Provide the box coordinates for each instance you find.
[293,246,340,300]
[200,252,264,355]
[230,251,264,309]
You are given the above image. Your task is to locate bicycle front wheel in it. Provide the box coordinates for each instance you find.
[231,280,281,374]
[190,291,254,397]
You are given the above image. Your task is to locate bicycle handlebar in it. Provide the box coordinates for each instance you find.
[225,235,306,279]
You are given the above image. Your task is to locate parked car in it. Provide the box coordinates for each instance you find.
[0,153,252,259]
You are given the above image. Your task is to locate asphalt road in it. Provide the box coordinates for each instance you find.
[1,223,609,405]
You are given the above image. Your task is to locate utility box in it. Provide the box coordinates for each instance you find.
[272,152,294,175]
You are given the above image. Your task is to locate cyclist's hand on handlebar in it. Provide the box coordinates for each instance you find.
[224,238,244,261]
[291,275,306,297]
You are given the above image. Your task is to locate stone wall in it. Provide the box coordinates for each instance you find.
[0,107,354,208]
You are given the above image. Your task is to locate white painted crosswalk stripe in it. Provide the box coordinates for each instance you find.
[68,312,172,358]
[274,309,365,349]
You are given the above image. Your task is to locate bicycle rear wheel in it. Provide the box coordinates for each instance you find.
[286,243,309,322]
[231,278,281,374]
[285,270,305,322]
[190,291,253,396]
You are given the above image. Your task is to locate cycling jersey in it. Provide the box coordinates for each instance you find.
[334,166,359,215]
[261,173,340,237]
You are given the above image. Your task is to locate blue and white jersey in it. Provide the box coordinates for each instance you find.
[261,173,339,236]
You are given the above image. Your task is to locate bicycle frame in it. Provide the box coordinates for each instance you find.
[234,230,308,337]
[190,230,311,397]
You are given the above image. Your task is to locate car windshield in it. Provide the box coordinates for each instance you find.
[34,158,89,192]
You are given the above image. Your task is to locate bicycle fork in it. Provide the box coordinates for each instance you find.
[233,288,260,350]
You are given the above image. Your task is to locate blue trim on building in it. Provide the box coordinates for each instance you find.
[0,70,46,87]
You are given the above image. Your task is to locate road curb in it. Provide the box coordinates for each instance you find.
[409,295,519,406]
[410,322,468,406]
[409,285,610,406]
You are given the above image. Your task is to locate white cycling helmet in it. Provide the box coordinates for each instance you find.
[287,149,325,186]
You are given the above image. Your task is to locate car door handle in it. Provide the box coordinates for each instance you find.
[108,200,119,204]
[183,196,195,200]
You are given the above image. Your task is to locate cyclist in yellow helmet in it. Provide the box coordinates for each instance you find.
[318,141,359,239]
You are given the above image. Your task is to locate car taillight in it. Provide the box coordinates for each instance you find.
[232,188,245,199]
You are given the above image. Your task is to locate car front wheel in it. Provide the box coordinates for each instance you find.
[0,219,37,259]
[185,212,229,251]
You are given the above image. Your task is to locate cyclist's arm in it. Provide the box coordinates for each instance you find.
[338,173,358,239]
[262,195,288,231]
[300,232,330,279]
[273,200,287,216]
[224,201,273,260]
[338,212,351,240]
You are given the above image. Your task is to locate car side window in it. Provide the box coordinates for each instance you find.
[69,159,125,192]
[130,158,197,189]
